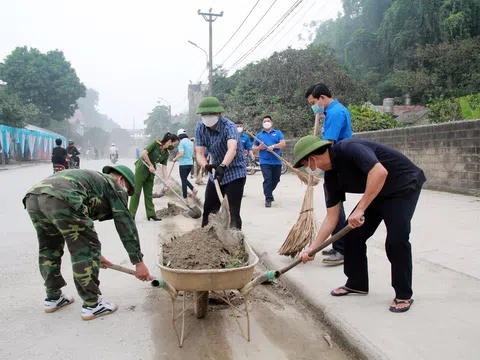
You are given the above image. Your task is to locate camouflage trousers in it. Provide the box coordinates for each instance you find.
[25,194,101,306]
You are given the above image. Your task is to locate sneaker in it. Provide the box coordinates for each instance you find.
[265,201,272,208]
[44,293,75,313]
[322,248,337,256]
[81,298,118,321]
[322,252,344,266]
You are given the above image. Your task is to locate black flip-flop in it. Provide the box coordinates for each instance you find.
[389,298,414,313]
[330,286,368,297]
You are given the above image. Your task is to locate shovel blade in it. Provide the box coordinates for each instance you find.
[187,205,202,219]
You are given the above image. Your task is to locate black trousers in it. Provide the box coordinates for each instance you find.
[202,177,246,230]
[344,186,422,300]
[179,165,194,198]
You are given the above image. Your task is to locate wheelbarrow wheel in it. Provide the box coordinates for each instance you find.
[194,291,209,319]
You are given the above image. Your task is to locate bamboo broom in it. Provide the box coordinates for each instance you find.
[278,113,323,257]
[278,176,318,257]
[245,130,319,186]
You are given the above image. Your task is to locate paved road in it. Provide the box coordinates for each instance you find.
[0,159,353,360]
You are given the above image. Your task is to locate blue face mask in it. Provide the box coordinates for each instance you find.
[311,104,324,114]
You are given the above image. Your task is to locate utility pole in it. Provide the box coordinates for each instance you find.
[198,8,223,96]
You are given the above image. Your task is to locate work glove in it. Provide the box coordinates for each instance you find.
[204,164,217,173]
[214,164,226,182]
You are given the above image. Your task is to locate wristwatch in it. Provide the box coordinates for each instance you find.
[219,163,227,169]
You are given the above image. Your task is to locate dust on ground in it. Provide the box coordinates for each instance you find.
[156,202,187,218]
[162,225,248,270]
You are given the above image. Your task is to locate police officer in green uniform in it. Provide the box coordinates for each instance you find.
[129,132,179,221]
[23,165,151,320]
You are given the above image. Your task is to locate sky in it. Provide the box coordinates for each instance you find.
[0,0,343,129]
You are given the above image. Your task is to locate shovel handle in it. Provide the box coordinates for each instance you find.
[104,263,155,281]
[275,223,355,277]
[142,160,189,207]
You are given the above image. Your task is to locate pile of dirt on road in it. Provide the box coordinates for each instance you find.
[156,202,187,218]
[162,225,248,270]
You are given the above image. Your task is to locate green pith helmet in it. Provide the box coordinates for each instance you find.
[102,165,135,196]
[293,135,332,168]
[196,96,225,114]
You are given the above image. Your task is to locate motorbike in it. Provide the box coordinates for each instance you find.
[246,155,288,175]
[53,157,70,173]
[110,153,118,164]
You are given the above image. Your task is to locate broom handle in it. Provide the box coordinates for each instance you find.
[246,130,289,165]
[313,113,321,136]
[276,223,356,276]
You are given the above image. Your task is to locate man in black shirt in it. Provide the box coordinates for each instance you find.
[51,139,68,168]
[293,136,426,313]
[67,140,81,168]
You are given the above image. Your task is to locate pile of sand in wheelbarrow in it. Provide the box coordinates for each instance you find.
[155,202,187,218]
[162,224,248,270]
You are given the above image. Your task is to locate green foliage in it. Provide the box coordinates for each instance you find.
[0,89,41,128]
[0,46,86,127]
[426,94,480,122]
[348,105,402,132]
[143,105,170,141]
[311,0,480,103]
[394,37,480,102]
[213,45,368,137]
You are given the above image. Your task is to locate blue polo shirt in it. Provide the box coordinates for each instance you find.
[322,99,352,143]
[254,128,285,165]
[177,138,194,166]
[195,117,246,185]
[239,133,252,152]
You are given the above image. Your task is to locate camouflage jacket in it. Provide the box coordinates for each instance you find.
[23,169,143,264]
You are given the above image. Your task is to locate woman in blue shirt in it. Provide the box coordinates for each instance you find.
[172,129,198,200]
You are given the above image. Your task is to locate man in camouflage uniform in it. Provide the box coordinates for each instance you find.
[23,165,151,321]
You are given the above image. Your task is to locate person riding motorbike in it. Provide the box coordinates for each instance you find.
[110,143,118,159]
[67,140,81,169]
[51,139,68,172]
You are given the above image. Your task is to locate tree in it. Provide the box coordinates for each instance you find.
[0,46,86,127]
[212,45,368,137]
[0,89,40,128]
[143,105,170,141]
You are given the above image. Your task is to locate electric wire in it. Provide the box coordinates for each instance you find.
[214,0,261,58]
[227,0,304,72]
[219,0,279,66]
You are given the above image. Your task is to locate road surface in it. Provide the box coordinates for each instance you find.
[0,159,353,360]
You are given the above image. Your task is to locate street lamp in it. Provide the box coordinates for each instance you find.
[188,40,211,95]
[157,97,172,131]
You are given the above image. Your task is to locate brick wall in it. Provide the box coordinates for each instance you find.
[283,119,480,196]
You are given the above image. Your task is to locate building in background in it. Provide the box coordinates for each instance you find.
[188,82,209,134]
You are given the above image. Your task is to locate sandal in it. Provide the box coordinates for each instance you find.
[330,286,368,297]
[389,298,414,313]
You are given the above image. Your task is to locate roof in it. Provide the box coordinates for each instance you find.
[25,124,65,137]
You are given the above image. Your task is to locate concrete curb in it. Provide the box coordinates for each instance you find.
[252,249,387,360]
[0,161,50,171]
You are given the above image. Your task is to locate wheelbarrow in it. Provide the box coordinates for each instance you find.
[151,239,259,347]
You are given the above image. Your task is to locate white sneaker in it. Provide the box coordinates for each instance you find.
[44,293,75,313]
[81,298,118,321]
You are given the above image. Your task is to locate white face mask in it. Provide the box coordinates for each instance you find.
[263,121,272,130]
[305,157,322,176]
[237,127,243,133]
[202,115,219,127]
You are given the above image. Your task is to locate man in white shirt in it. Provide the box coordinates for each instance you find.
[110,143,118,155]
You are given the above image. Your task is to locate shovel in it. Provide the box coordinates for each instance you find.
[211,169,231,229]
[142,160,202,219]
